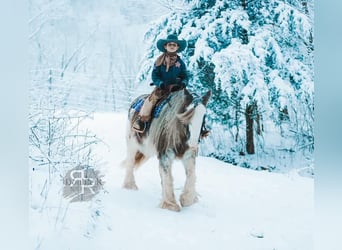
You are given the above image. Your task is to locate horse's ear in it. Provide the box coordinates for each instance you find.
[202,90,211,106]
[183,88,193,105]
[183,88,190,97]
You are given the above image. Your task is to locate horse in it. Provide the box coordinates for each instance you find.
[121,88,211,212]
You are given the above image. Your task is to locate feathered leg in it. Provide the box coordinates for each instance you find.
[159,150,180,212]
[122,152,139,190]
[180,149,198,207]
[122,126,145,190]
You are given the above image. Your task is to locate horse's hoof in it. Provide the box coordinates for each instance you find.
[123,182,138,190]
[180,194,198,207]
[160,201,181,212]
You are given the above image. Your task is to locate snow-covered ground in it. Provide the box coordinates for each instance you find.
[30,113,313,250]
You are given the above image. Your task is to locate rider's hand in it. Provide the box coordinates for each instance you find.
[159,83,166,90]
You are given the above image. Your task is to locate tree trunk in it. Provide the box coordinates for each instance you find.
[302,1,309,15]
[246,103,255,154]
[256,112,261,135]
[235,109,239,142]
[241,0,247,10]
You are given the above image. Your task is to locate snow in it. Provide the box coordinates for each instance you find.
[30,112,313,250]
[29,0,314,247]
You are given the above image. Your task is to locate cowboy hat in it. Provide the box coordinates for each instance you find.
[156,34,187,52]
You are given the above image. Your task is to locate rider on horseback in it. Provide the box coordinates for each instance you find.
[132,34,188,133]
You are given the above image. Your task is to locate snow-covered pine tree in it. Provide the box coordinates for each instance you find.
[137,0,313,172]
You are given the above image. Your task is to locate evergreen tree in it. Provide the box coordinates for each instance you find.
[137,0,314,170]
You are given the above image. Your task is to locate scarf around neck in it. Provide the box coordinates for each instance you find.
[155,52,178,72]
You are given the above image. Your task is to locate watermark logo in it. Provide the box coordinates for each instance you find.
[63,166,104,202]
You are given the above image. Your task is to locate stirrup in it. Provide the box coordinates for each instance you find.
[132,118,146,133]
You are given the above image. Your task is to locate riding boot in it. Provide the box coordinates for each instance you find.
[132,88,163,133]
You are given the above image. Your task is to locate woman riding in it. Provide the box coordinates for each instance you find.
[132,34,188,133]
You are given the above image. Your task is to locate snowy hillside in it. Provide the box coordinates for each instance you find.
[30,113,313,250]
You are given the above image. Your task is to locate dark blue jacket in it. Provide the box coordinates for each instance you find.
[152,56,188,88]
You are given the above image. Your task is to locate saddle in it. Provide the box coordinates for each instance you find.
[131,94,171,120]
[130,86,183,135]
[130,87,210,140]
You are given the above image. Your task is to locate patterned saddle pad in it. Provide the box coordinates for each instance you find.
[131,94,172,118]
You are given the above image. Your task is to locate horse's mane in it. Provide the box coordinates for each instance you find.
[148,90,195,159]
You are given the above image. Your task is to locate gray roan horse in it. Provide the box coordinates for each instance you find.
[122,88,211,212]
